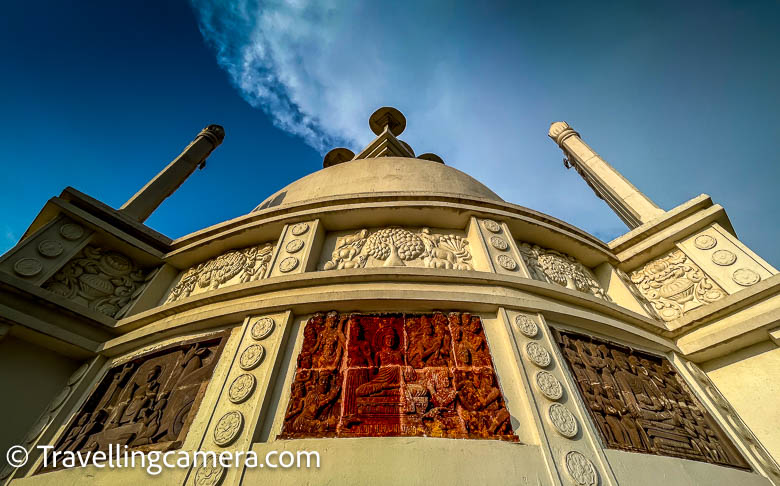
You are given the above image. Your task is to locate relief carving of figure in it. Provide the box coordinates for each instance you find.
[282,370,342,437]
[455,369,512,438]
[450,313,492,367]
[48,336,225,470]
[406,313,452,368]
[553,329,748,469]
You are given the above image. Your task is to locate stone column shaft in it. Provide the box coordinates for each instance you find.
[549,122,664,229]
[120,124,224,222]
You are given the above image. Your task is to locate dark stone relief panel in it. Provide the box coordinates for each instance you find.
[44,333,228,471]
[280,312,516,441]
[552,329,749,469]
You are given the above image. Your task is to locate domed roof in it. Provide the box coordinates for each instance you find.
[255,157,502,210]
[255,108,502,211]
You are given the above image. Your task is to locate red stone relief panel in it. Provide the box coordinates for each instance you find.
[280,312,517,441]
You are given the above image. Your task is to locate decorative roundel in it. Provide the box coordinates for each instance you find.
[291,222,309,236]
[496,254,517,271]
[549,403,578,438]
[37,240,64,258]
[251,317,275,341]
[193,465,225,486]
[684,361,709,385]
[213,411,243,447]
[712,249,736,266]
[279,256,299,273]
[59,223,85,241]
[285,239,305,254]
[228,374,256,404]
[14,258,42,277]
[564,451,598,486]
[25,414,51,444]
[49,386,72,411]
[732,268,760,287]
[489,236,508,251]
[525,342,551,368]
[535,371,563,401]
[482,219,501,233]
[694,234,716,250]
[514,314,539,338]
[239,344,266,370]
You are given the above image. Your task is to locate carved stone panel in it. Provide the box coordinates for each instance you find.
[517,243,610,301]
[46,333,228,471]
[164,243,273,304]
[629,248,725,321]
[320,227,473,270]
[280,312,516,441]
[43,245,152,318]
[553,329,749,469]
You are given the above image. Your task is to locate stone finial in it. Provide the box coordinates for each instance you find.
[323,147,355,168]
[369,107,406,136]
[198,124,226,147]
[548,121,579,146]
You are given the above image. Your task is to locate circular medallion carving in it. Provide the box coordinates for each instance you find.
[68,363,89,385]
[37,240,63,258]
[251,317,275,341]
[279,256,299,273]
[49,386,72,411]
[25,414,51,444]
[228,374,256,404]
[239,344,266,370]
[59,223,84,241]
[489,236,508,251]
[193,465,225,486]
[14,258,42,277]
[712,249,736,266]
[514,314,539,338]
[549,403,578,438]
[564,451,598,486]
[291,223,309,236]
[704,385,729,409]
[496,254,517,271]
[685,361,709,385]
[733,268,760,287]
[482,219,501,233]
[536,371,563,401]
[213,411,243,446]
[694,234,716,250]
[525,342,551,368]
[285,239,304,253]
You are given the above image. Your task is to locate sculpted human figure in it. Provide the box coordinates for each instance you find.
[315,312,347,369]
[132,391,170,446]
[457,369,510,437]
[408,315,448,368]
[115,365,162,426]
[452,314,489,367]
[355,327,402,396]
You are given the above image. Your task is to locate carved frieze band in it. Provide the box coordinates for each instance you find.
[43,245,152,318]
[321,227,473,270]
[517,243,610,301]
[165,243,273,304]
[629,248,725,321]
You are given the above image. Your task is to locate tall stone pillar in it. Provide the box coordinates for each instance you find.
[120,124,225,222]
[548,121,664,229]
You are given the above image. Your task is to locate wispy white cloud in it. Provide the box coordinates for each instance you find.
[189,1,655,241]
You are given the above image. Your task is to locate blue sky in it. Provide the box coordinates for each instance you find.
[1,1,778,265]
